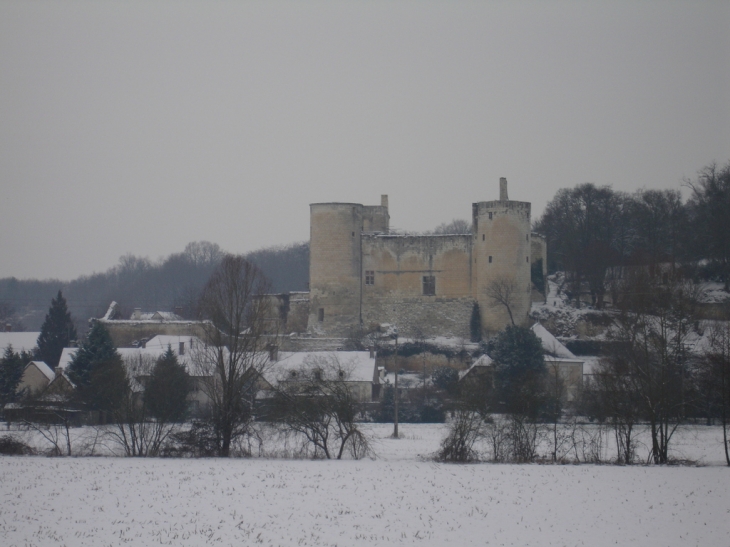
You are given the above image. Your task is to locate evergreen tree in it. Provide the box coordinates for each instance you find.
[0,345,26,406]
[489,325,546,419]
[67,322,121,389]
[145,345,191,423]
[469,301,482,343]
[37,290,77,369]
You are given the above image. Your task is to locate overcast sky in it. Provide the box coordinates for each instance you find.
[1,1,728,281]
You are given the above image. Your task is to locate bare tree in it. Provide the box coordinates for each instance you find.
[608,270,700,464]
[699,321,730,465]
[270,355,371,460]
[192,255,274,457]
[486,278,517,326]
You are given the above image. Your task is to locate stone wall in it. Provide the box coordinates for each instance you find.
[360,234,473,337]
[100,320,208,348]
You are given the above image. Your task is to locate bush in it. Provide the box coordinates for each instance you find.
[0,435,35,456]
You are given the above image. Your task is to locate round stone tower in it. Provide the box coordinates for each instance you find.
[472,178,532,333]
[308,203,364,335]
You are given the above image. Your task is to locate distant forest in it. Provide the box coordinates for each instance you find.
[2,160,727,331]
[0,241,309,332]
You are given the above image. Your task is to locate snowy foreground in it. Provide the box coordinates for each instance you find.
[1,424,729,547]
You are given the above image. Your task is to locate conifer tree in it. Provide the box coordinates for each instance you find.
[67,322,121,389]
[37,290,77,369]
[0,345,26,406]
[469,301,482,343]
[145,345,191,423]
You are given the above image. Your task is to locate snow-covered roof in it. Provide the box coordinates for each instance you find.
[531,323,577,359]
[0,332,40,353]
[459,354,494,380]
[57,345,199,376]
[262,351,377,385]
[26,361,55,382]
[144,335,203,351]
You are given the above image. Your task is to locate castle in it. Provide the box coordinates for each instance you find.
[275,178,546,340]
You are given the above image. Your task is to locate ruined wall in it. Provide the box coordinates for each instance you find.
[262,292,310,335]
[360,234,473,338]
[473,198,532,332]
[100,320,208,348]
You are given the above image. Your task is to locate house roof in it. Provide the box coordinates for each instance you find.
[262,351,377,385]
[144,335,203,351]
[531,323,577,359]
[459,354,494,380]
[26,361,55,382]
[57,345,199,376]
[0,332,40,353]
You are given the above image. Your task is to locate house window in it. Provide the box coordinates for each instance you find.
[489,256,493,263]
[318,308,324,322]
[422,275,436,296]
[365,270,375,285]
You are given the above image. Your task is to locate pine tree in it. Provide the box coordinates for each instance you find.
[37,290,77,369]
[145,345,191,423]
[0,345,26,406]
[67,322,120,388]
[469,301,482,343]
[490,325,546,419]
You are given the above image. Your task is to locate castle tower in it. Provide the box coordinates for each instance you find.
[472,178,532,332]
[308,203,365,335]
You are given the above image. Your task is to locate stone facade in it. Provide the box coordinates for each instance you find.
[279,179,542,338]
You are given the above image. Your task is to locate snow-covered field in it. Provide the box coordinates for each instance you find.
[2,424,729,547]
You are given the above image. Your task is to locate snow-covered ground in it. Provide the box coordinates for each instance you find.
[2,423,729,547]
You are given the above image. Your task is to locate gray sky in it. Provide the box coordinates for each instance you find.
[1,0,728,280]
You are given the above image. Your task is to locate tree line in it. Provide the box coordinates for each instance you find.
[0,240,309,331]
[534,161,730,308]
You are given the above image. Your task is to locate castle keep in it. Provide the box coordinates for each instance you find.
[276,178,545,339]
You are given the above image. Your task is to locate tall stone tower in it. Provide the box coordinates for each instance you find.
[308,198,389,335]
[472,178,532,332]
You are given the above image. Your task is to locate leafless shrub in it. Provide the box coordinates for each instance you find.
[436,410,485,462]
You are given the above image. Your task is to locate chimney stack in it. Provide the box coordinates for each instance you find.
[268,344,279,362]
[369,347,375,358]
[4,323,11,332]
[179,341,185,355]
[174,306,183,317]
[381,194,389,209]
[499,177,508,201]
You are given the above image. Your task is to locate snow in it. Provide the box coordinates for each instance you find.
[1,423,729,547]
[264,352,377,384]
[0,332,40,353]
[26,361,55,382]
[531,323,577,359]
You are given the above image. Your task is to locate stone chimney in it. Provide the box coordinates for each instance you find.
[268,344,279,362]
[132,308,142,320]
[369,347,375,358]
[54,366,63,379]
[499,177,508,201]
[4,323,11,332]
[174,306,183,317]
[179,341,185,355]
[381,194,388,209]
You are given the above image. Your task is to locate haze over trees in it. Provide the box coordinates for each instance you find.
[534,161,730,307]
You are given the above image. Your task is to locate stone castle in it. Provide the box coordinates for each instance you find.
[273,178,546,340]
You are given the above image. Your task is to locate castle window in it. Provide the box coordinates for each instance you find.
[488,212,493,219]
[422,276,436,296]
[318,308,324,322]
[365,270,375,285]
[489,256,492,263]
